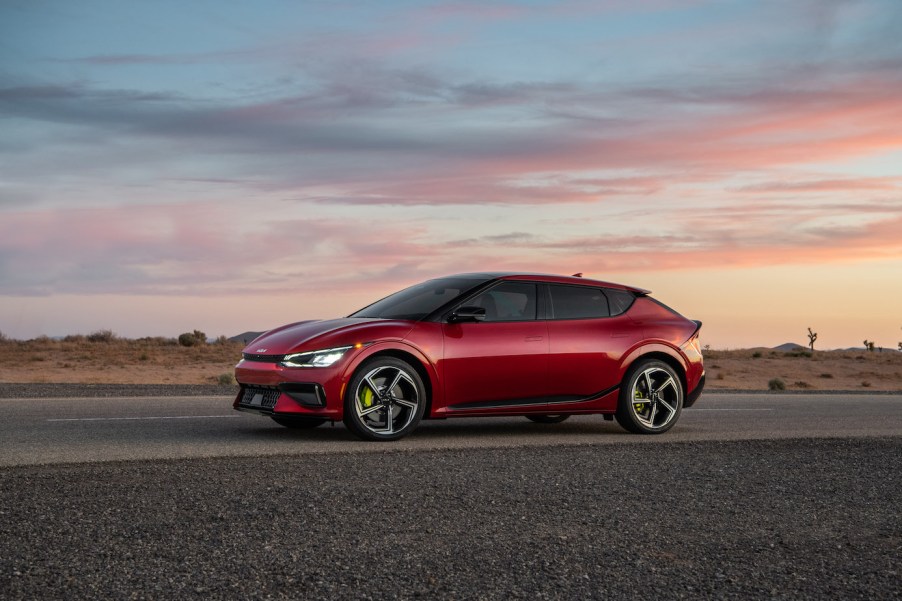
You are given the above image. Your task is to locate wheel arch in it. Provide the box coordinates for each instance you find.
[621,346,688,399]
[345,347,436,418]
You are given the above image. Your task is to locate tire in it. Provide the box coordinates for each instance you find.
[343,357,427,441]
[271,416,327,429]
[526,414,571,424]
[615,359,683,434]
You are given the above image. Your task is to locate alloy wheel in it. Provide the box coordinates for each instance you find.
[630,366,681,430]
[353,365,420,436]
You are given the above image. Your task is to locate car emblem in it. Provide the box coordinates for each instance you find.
[256,348,268,353]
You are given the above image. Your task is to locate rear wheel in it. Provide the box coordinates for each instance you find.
[526,414,570,424]
[615,360,683,434]
[343,357,426,441]
[271,416,327,429]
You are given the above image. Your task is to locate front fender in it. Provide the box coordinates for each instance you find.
[338,341,442,413]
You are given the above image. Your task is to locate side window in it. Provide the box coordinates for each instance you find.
[548,285,610,320]
[604,288,635,316]
[467,282,537,322]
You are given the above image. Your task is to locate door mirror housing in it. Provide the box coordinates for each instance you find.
[449,306,486,323]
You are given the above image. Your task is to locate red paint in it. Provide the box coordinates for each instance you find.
[234,273,705,427]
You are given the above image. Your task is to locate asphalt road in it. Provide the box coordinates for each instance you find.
[0,393,900,466]
[2,393,900,600]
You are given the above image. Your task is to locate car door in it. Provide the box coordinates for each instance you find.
[545,284,640,399]
[440,281,549,409]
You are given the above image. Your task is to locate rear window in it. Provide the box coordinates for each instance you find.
[604,288,635,316]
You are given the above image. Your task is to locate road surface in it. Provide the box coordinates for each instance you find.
[1,392,899,466]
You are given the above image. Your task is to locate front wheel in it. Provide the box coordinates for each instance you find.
[615,360,683,434]
[343,357,426,441]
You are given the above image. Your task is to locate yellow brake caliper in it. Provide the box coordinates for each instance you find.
[360,385,375,408]
[634,388,647,415]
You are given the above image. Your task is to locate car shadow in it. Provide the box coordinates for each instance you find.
[238,415,630,443]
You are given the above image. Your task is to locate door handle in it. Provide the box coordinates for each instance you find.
[525,336,544,342]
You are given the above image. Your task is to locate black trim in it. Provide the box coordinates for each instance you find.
[279,382,327,407]
[685,374,705,408]
[237,385,281,410]
[242,353,284,363]
[446,384,620,411]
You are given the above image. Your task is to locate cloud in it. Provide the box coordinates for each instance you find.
[733,178,900,193]
[4,55,901,207]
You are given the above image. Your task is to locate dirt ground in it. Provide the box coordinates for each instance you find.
[0,337,244,386]
[1,338,900,391]
[703,348,902,391]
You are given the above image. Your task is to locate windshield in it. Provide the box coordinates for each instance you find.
[349,277,488,320]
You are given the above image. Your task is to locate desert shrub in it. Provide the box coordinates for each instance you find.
[715,372,725,380]
[768,378,786,391]
[137,336,176,346]
[139,352,149,361]
[784,350,812,358]
[819,373,834,379]
[216,372,235,386]
[178,329,208,347]
[87,329,117,343]
[794,381,811,389]
[63,334,86,343]
[214,335,230,344]
[861,381,872,388]
[0,330,8,343]
[752,351,762,358]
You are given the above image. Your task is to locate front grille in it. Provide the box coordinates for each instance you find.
[242,353,284,363]
[239,386,281,409]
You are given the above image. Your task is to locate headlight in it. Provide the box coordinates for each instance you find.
[281,345,353,368]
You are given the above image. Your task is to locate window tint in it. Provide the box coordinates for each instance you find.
[604,288,636,316]
[548,285,610,319]
[350,277,486,320]
[466,282,537,322]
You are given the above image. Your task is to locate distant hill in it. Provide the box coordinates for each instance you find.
[772,342,807,351]
[842,346,900,353]
[229,331,264,344]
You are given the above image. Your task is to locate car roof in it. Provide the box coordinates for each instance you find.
[447,272,651,295]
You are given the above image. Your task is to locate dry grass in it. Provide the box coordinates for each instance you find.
[1,338,901,390]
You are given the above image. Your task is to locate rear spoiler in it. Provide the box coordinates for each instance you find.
[691,320,703,338]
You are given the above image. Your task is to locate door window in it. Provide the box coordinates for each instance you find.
[466,282,537,322]
[548,285,610,320]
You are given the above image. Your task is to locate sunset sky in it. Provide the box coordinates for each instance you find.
[2,0,901,349]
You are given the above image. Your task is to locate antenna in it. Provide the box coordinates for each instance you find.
[571,272,583,278]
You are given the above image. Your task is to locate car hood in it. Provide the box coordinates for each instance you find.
[243,318,414,355]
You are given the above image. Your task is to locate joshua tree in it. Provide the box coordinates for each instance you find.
[863,339,875,352]
[807,327,817,351]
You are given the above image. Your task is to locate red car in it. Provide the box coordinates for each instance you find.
[234,273,705,441]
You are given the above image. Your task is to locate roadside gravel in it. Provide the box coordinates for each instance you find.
[0,383,237,398]
[2,438,899,600]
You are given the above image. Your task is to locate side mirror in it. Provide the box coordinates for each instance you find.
[449,306,486,323]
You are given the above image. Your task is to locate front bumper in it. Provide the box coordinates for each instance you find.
[233,359,344,419]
